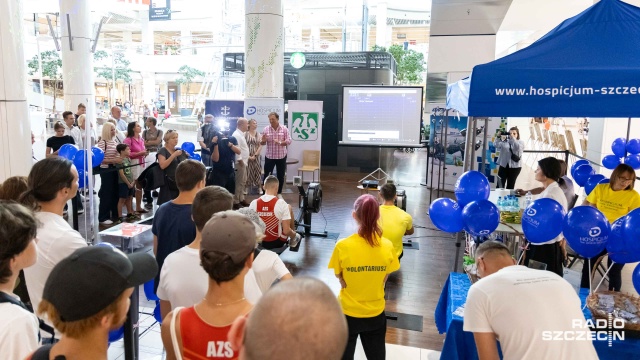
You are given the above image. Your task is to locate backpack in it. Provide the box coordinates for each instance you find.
[0,292,56,342]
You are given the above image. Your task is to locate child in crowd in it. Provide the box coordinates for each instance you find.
[116,144,138,222]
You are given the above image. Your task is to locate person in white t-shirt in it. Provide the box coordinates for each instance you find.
[0,202,40,359]
[464,241,598,360]
[523,157,568,277]
[237,207,293,293]
[249,175,300,250]
[20,157,88,342]
[157,186,262,320]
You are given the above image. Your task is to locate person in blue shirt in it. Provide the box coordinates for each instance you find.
[209,129,241,202]
[151,160,206,292]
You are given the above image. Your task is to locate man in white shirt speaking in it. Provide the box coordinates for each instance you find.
[233,118,251,208]
[464,241,598,360]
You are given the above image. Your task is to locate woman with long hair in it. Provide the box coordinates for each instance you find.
[580,163,640,291]
[245,119,263,192]
[124,121,149,214]
[328,194,400,360]
[523,157,567,277]
[157,130,189,205]
[20,158,87,343]
[0,176,28,201]
[495,126,524,189]
[97,122,123,225]
[45,122,75,158]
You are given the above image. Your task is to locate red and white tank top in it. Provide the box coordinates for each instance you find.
[256,197,286,242]
[179,307,236,359]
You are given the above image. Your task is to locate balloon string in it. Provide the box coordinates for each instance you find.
[517,242,528,265]
[583,258,593,310]
[593,262,615,293]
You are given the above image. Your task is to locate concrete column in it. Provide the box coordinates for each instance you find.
[181,29,192,55]
[59,0,95,125]
[245,0,284,98]
[142,72,156,104]
[140,10,154,55]
[375,1,388,47]
[310,27,320,51]
[0,0,32,181]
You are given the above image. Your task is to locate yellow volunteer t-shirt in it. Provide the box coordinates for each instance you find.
[379,205,413,257]
[328,234,400,318]
[586,183,640,223]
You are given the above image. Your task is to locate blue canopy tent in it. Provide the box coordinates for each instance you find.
[447,0,640,118]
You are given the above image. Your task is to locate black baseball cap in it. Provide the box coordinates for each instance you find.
[42,246,158,322]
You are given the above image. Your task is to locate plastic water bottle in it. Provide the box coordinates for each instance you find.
[511,196,518,211]
[524,191,533,209]
[497,196,503,211]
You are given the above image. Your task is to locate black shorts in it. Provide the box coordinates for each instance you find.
[261,239,288,250]
[118,183,134,199]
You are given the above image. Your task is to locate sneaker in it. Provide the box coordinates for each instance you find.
[152,191,159,197]
[243,189,248,195]
[240,200,251,207]
[62,210,68,217]
[289,233,301,249]
[100,219,114,225]
[144,203,153,209]
[78,208,84,214]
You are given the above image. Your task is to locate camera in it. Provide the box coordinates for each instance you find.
[500,130,509,136]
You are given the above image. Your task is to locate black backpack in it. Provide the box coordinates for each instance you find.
[0,292,56,342]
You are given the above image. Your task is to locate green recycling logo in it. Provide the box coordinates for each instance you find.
[292,112,318,141]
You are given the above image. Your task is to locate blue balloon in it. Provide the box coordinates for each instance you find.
[584,174,606,195]
[522,198,566,243]
[454,171,490,206]
[77,170,90,189]
[571,160,589,176]
[563,206,610,258]
[73,150,89,171]
[96,242,116,248]
[602,155,621,170]
[191,153,202,161]
[181,142,196,155]
[429,198,464,233]
[624,154,640,170]
[599,178,610,184]
[108,326,124,343]
[606,217,640,264]
[633,263,640,295]
[627,139,640,155]
[612,137,627,158]
[58,144,79,160]
[462,200,499,237]
[573,164,595,187]
[91,147,105,166]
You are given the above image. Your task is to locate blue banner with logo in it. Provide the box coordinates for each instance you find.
[149,0,172,21]
[204,100,244,133]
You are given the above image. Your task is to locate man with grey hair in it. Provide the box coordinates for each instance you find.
[197,113,216,167]
[464,241,597,360]
[233,118,251,208]
[229,277,348,360]
[111,106,127,132]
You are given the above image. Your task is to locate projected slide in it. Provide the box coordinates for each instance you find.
[340,86,423,147]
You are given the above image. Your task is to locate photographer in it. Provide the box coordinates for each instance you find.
[209,129,241,199]
[495,127,524,189]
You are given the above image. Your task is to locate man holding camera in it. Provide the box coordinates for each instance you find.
[210,128,242,202]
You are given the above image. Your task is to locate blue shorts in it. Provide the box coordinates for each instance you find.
[118,183,134,199]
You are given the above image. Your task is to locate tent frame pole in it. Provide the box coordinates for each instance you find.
[440,111,450,195]
[480,118,488,174]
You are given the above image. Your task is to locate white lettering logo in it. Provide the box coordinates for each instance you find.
[589,227,602,237]
[526,208,537,216]
[220,106,230,116]
[207,341,234,358]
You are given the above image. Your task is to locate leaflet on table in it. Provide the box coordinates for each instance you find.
[100,223,152,237]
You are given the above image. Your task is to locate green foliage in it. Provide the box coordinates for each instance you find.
[27,50,63,112]
[371,44,426,85]
[175,65,205,94]
[93,51,132,84]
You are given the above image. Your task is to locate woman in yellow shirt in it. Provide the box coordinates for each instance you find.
[328,194,400,360]
[580,163,640,291]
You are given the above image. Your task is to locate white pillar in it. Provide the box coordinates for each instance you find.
[59,0,95,121]
[245,0,284,98]
[122,31,133,43]
[375,1,388,47]
[0,0,32,181]
[142,72,156,104]
[140,10,154,55]
[181,29,192,55]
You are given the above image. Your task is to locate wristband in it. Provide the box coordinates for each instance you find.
[212,142,218,146]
